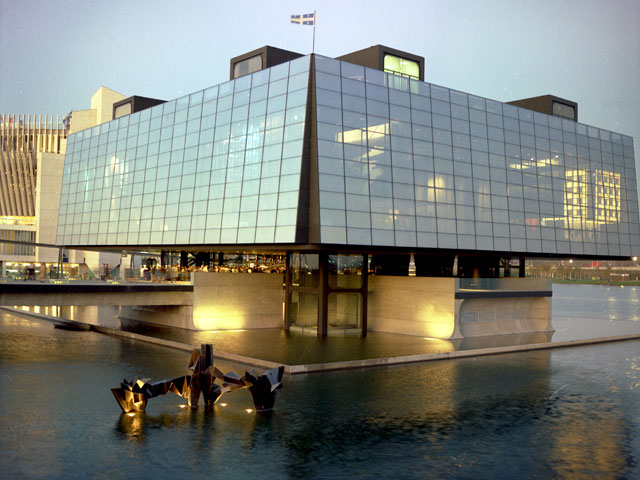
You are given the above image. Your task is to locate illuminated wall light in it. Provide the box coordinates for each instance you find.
[416,306,456,339]
[245,408,254,414]
[192,305,247,330]
[220,403,228,407]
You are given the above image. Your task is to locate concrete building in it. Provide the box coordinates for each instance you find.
[56,45,640,338]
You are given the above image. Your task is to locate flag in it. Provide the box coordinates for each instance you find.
[291,13,315,25]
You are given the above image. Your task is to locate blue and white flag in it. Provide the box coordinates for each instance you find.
[291,13,315,25]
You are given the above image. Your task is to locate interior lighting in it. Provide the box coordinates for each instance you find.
[127,413,135,417]
[245,409,254,414]
[178,404,187,409]
[220,403,228,407]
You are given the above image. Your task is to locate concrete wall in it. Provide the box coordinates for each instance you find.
[120,305,194,330]
[457,297,552,337]
[68,109,96,134]
[35,152,64,262]
[367,276,552,339]
[191,272,284,330]
[116,273,283,331]
[368,276,459,338]
[0,289,192,307]
[91,86,125,125]
[0,224,36,262]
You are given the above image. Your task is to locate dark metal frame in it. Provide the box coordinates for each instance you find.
[284,250,368,337]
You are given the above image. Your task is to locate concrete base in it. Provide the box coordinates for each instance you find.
[120,305,194,330]
[70,272,552,340]
[191,272,284,330]
[368,276,552,340]
[368,276,460,338]
[120,272,286,331]
[457,297,553,337]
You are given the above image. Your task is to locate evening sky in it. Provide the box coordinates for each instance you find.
[1,0,638,190]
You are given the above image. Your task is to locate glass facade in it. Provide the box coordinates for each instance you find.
[314,55,640,256]
[58,56,310,246]
[57,53,640,258]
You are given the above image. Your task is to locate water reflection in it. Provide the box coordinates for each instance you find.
[553,284,640,323]
[2,308,639,478]
[116,412,147,441]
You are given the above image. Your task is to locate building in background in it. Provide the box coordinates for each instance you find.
[57,45,640,338]
[0,87,136,279]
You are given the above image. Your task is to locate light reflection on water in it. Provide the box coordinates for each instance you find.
[1,311,638,479]
[553,284,640,322]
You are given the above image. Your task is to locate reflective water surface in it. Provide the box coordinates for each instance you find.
[552,283,640,340]
[1,307,639,478]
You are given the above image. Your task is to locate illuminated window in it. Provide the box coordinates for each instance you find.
[233,55,263,78]
[0,216,35,226]
[564,169,589,227]
[594,170,620,224]
[383,54,419,79]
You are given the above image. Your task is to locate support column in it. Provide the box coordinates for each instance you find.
[120,251,128,283]
[58,248,64,279]
[283,253,291,330]
[452,298,464,340]
[318,252,328,337]
[361,253,368,338]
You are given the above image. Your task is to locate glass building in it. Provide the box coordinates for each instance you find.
[57,46,640,335]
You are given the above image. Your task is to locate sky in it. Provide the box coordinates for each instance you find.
[1,0,639,186]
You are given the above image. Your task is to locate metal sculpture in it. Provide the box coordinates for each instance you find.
[111,376,190,413]
[214,366,284,412]
[187,343,221,407]
[111,344,284,413]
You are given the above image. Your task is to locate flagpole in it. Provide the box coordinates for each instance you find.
[312,11,316,53]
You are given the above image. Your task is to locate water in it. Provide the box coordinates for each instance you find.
[552,283,640,340]
[1,284,639,478]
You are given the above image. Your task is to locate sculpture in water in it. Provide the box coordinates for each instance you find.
[111,344,284,414]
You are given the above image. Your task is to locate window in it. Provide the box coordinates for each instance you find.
[552,101,576,121]
[233,55,263,78]
[114,103,132,119]
[383,54,419,79]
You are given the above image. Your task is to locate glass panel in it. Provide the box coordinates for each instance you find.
[290,253,319,288]
[289,292,318,329]
[328,292,362,330]
[328,254,364,289]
